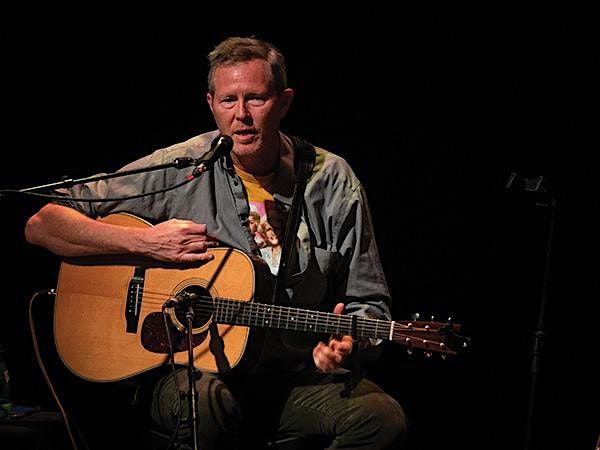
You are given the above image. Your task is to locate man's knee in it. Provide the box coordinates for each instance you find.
[342,392,408,448]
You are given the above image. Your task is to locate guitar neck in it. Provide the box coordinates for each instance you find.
[212,297,464,356]
[214,298,392,341]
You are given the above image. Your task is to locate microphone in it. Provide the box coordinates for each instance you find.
[162,297,180,308]
[162,291,200,308]
[191,134,233,177]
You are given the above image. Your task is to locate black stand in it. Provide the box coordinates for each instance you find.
[14,157,197,193]
[523,196,556,450]
[2,133,231,196]
[506,172,556,450]
[185,302,200,450]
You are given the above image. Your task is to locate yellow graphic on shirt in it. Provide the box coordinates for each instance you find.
[237,166,286,276]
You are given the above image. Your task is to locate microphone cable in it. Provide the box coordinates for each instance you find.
[28,288,90,450]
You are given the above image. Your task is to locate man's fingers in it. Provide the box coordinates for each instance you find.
[332,302,344,315]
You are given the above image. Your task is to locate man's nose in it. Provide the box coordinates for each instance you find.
[235,101,250,120]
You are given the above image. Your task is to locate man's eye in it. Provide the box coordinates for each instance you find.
[248,98,266,106]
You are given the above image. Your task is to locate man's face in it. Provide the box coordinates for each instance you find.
[207,59,293,162]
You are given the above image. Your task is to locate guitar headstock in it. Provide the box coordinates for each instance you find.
[392,316,470,358]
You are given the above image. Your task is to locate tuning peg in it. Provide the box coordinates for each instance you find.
[441,354,447,360]
[430,315,435,322]
[424,351,432,358]
[411,312,420,321]
[404,337,414,355]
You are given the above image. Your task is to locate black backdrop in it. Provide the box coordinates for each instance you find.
[2,4,597,450]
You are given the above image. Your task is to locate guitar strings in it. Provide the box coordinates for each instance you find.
[72,286,453,347]
[127,289,390,338]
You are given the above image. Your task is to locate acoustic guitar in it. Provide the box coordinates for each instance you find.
[54,213,467,382]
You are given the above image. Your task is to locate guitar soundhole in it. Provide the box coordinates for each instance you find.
[173,285,214,329]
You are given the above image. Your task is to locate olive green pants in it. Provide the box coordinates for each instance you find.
[151,367,407,449]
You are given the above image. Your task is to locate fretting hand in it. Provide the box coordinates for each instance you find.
[312,302,354,372]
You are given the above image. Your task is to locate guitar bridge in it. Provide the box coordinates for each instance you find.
[125,267,145,333]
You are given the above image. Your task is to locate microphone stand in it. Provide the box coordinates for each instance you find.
[2,134,232,197]
[14,156,198,193]
[506,172,556,450]
[523,195,556,450]
[185,299,200,450]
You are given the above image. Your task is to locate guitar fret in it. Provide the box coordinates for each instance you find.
[219,298,224,321]
[215,298,222,322]
[344,316,352,335]
[235,301,242,324]
[315,311,324,333]
[252,303,257,325]
[352,316,361,337]
[244,302,250,325]
[229,299,236,324]
[295,308,302,330]
[310,312,316,331]
[222,298,227,322]
[243,302,250,325]
[281,306,288,329]
[341,315,350,337]
[216,298,222,322]
[245,302,252,325]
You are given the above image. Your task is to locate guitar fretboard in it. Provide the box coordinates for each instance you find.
[214,298,393,341]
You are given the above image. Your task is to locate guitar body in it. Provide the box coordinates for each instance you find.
[54,213,271,382]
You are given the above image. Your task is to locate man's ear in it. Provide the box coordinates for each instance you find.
[279,88,294,118]
[206,92,214,113]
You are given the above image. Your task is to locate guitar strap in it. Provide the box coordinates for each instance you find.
[270,136,315,305]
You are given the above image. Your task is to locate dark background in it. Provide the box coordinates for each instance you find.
[1,4,597,450]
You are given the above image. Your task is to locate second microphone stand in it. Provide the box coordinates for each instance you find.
[185,299,200,450]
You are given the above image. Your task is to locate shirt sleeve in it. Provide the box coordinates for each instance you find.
[336,183,393,323]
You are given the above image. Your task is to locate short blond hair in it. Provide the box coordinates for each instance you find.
[207,36,287,95]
